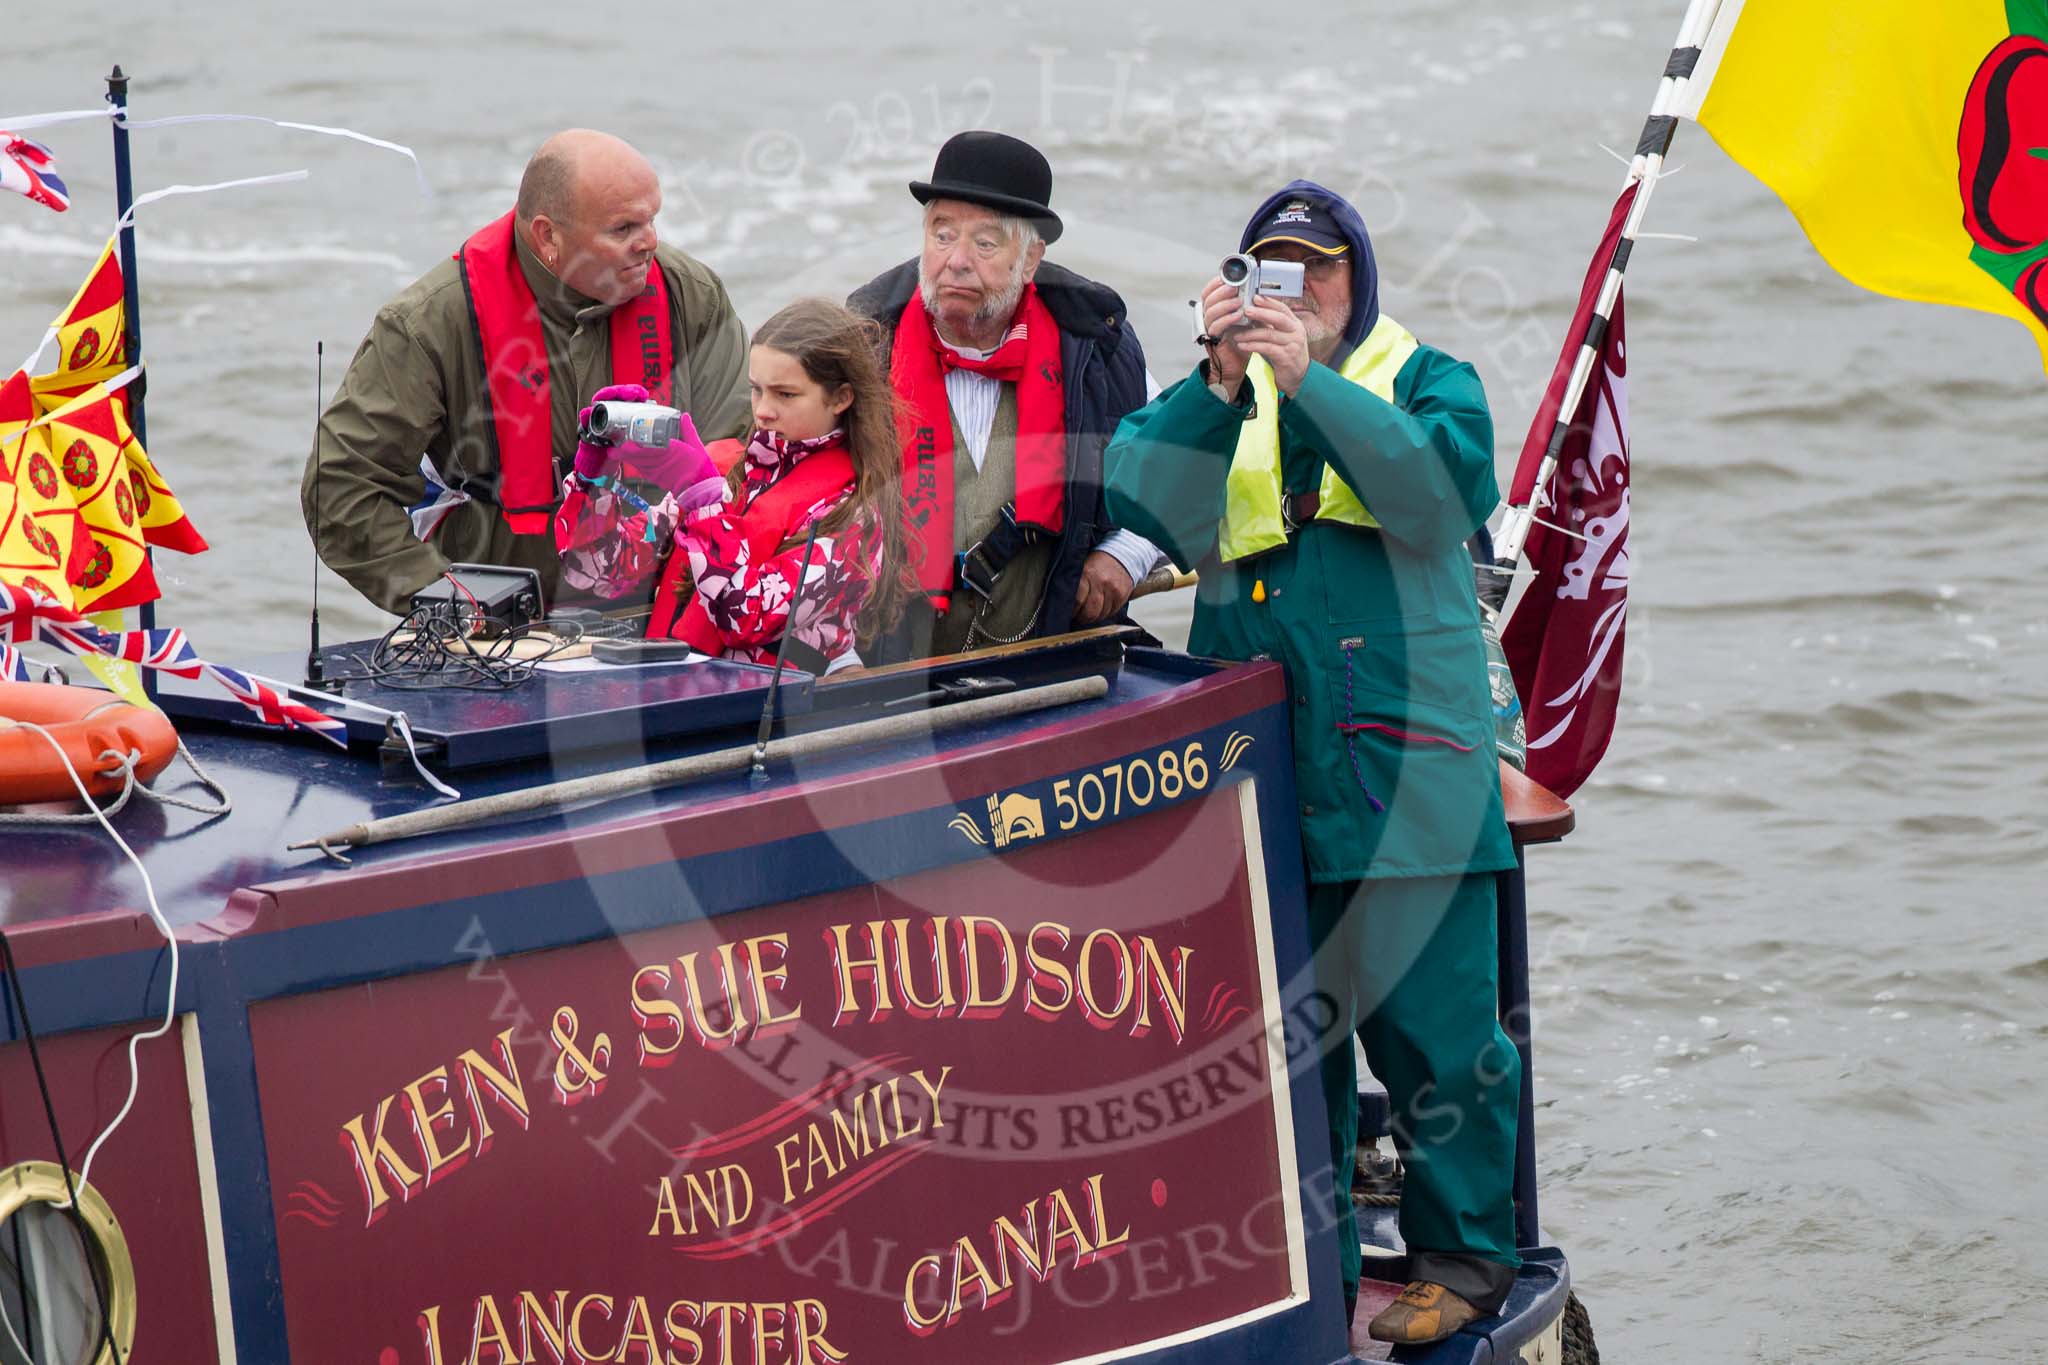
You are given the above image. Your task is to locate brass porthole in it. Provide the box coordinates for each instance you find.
[0,1162,137,1365]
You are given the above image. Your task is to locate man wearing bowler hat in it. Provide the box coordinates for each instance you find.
[849,130,1160,659]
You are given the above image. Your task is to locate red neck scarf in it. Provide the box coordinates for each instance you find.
[456,212,672,534]
[890,285,1065,609]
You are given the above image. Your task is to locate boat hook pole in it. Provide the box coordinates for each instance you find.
[289,674,1110,861]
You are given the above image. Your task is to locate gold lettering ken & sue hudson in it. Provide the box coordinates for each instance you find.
[337,1027,532,1224]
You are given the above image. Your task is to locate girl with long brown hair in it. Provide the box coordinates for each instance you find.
[556,298,913,670]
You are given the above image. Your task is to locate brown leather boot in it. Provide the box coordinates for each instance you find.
[1365,1280,1482,1345]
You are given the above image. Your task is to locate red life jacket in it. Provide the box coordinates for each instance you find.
[455,212,674,534]
[647,437,858,652]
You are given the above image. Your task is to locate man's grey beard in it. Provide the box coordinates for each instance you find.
[1296,298,1351,355]
[919,254,1031,334]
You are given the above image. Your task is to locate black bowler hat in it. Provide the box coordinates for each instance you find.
[910,130,1063,243]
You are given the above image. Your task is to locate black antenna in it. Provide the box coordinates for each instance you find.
[750,518,824,784]
[306,341,339,690]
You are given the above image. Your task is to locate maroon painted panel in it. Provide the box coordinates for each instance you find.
[0,1023,221,1362]
[250,790,1303,1365]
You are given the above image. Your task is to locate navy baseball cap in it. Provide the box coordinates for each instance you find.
[1246,195,1350,256]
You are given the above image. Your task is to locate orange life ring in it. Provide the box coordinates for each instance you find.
[0,682,179,805]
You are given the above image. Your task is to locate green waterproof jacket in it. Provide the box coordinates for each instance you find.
[301,230,751,614]
[1105,346,1516,882]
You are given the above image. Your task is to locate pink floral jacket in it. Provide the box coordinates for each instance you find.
[556,429,880,669]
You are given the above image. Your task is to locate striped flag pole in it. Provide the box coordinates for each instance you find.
[1486,0,1727,610]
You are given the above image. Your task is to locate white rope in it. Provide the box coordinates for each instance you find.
[0,105,425,193]
[6,721,180,1210]
[18,175,311,375]
[17,326,58,378]
[387,712,461,801]
[256,673,460,800]
[115,113,430,197]
[112,170,311,234]
[0,736,231,827]
[1530,514,1593,544]
[0,108,113,133]
[22,367,145,429]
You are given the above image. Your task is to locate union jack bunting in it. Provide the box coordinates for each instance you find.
[407,452,472,542]
[38,618,204,678]
[0,133,69,213]
[0,579,346,746]
[202,665,348,747]
[0,577,70,643]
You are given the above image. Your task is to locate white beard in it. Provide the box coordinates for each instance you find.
[919,254,1030,332]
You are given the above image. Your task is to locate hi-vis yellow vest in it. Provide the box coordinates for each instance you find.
[1217,312,1419,563]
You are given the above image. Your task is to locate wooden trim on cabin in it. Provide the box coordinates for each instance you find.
[1501,761,1575,846]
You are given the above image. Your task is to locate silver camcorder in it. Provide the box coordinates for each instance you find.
[583,400,682,448]
[1220,253,1305,314]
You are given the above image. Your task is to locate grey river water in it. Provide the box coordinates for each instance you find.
[7,1,2048,1359]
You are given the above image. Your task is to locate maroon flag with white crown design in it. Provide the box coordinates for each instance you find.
[1501,290,1631,800]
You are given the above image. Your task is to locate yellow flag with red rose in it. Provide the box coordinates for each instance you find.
[0,371,90,612]
[51,237,128,375]
[35,383,160,612]
[30,365,209,557]
[1683,0,2048,371]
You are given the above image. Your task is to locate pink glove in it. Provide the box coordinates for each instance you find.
[571,383,652,481]
[621,411,718,497]
[570,386,722,505]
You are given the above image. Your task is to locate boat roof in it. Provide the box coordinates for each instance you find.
[0,629,1208,940]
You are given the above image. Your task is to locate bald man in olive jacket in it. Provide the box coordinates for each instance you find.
[303,130,750,614]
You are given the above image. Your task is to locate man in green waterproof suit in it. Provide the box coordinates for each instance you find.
[1104,181,1521,1347]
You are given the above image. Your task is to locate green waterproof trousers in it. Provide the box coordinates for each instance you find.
[1309,873,1521,1314]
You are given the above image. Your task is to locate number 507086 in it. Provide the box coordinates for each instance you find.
[1051,743,1212,831]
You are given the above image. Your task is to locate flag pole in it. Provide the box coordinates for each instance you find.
[104,63,157,696]
[1485,0,1726,613]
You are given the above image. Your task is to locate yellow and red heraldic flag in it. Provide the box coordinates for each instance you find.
[0,236,211,612]
[35,384,160,613]
[1685,0,2048,371]
[52,236,127,377]
[30,366,209,557]
[0,371,91,612]
[35,239,209,559]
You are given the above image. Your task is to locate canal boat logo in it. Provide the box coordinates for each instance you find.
[987,791,1046,847]
[1220,731,1253,772]
[946,790,1046,847]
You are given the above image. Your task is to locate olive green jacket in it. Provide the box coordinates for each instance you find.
[301,229,751,613]
[1104,347,1516,882]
